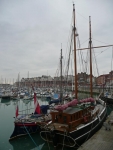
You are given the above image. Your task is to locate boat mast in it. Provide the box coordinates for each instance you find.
[77,45,113,50]
[18,73,19,90]
[89,16,93,97]
[60,45,63,103]
[28,71,29,93]
[73,4,78,99]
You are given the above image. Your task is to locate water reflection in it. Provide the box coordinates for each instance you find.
[0,98,54,150]
[11,100,19,106]
[22,99,32,105]
[1,98,11,106]
[9,134,47,150]
[9,133,76,150]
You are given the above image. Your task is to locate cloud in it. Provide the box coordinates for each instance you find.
[0,0,113,82]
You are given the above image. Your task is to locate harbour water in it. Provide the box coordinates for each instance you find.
[0,94,113,150]
[0,98,76,150]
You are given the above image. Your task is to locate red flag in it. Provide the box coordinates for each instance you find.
[34,93,41,114]
[16,105,19,117]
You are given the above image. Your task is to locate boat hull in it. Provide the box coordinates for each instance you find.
[100,96,113,104]
[1,96,11,99]
[9,122,40,140]
[40,106,107,148]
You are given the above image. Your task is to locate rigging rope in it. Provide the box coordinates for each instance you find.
[61,130,66,150]
[22,122,40,150]
[65,28,73,80]
[92,38,110,45]
[44,131,51,150]
[95,47,110,57]
[92,46,100,77]
[63,11,73,75]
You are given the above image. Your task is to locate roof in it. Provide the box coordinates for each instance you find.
[50,104,90,115]
[63,107,82,114]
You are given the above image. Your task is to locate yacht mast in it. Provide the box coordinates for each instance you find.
[18,73,20,90]
[60,45,63,102]
[89,16,93,97]
[73,4,78,99]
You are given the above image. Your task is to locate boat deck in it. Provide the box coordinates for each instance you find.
[78,111,113,150]
[48,123,69,132]
[15,114,51,123]
[92,104,103,115]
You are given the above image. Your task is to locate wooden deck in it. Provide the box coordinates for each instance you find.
[78,111,113,150]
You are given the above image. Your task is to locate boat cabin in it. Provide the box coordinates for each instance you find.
[50,105,93,131]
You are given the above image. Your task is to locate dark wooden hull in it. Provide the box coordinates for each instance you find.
[100,96,113,104]
[40,106,107,148]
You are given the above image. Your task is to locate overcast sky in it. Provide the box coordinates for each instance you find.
[0,0,113,83]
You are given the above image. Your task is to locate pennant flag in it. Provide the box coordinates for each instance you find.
[34,93,41,114]
[16,105,19,117]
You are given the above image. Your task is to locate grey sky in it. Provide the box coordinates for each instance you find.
[0,0,113,83]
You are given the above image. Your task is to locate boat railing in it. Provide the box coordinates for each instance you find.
[69,114,92,129]
[18,108,34,113]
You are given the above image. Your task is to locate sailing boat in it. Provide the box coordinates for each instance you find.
[37,4,107,148]
[9,93,50,140]
[49,48,63,106]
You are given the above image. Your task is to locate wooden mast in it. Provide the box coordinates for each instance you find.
[77,45,113,51]
[60,45,63,102]
[89,16,93,97]
[73,4,78,99]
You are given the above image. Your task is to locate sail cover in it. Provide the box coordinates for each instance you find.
[54,98,95,111]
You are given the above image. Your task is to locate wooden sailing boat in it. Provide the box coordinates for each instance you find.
[37,4,107,148]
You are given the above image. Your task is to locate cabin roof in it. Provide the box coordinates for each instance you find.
[63,107,82,114]
[50,105,90,115]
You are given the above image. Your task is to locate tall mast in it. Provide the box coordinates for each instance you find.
[89,16,93,97]
[73,4,77,99]
[18,73,19,89]
[28,71,29,92]
[28,71,29,79]
[60,45,63,102]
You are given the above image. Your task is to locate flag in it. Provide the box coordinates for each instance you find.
[16,105,19,117]
[34,93,41,114]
